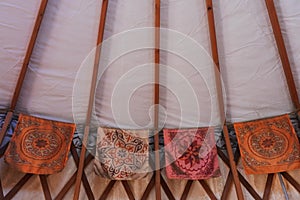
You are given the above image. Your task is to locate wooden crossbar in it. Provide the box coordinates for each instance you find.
[3,174,33,200]
[98,180,116,200]
[281,172,300,193]
[140,147,175,200]
[121,181,135,200]
[218,148,261,200]
[220,148,242,200]
[39,175,52,200]
[141,175,155,200]
[55,153,94,200]
[180,180,193,200]
[262,174,274,200]
[1,142,94,200]
[70,144,94,200]
[160,175,176,200]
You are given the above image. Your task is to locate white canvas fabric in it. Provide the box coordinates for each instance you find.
[1,0,298,128]
[1,0,300,199]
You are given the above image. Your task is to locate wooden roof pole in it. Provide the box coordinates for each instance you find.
[265,2,299,199]
[205,0,244,199]
[265,0,300,110]
[154,0,161,199]
[0,0,48,146]
[73,0,109,199]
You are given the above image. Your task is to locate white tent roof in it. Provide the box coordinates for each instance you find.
[2,0,299,126]
[1,0,300,199]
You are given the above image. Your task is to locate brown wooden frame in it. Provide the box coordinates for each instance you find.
[153,0,162,200]
[0,0,48,198]
[205,0,244,199]
[2,0,300,200]
[73,0,109,199]
[0,0,48,147]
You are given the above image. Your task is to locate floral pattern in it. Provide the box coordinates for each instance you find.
[164,128,220,180]
[94,128,149,180]
[234,114,300,174]
[4,114,75,174]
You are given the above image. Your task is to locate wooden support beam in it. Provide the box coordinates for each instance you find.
[221,170,234,200]
[160,175,175,200]
[154,0,161,200]
[121,181,135,200]
[141,156,174,200]
[0,178,4,199]
[220,148,240,200]
[205,0,244,199]
[264,1,300,199]
[0,0,48,146]
[265,0,300,109]
[55,153,93,200]
[73,0,109,199]
[141,175,155,200]
[199,180,217,200]
[281,172,300,193]
[98,180,116,200]
[218,149,261,200]
[70,144,94,200]
[39,175,52,200]
[262,174,274,200]
[3,174,33,200]
[180,180,193,200]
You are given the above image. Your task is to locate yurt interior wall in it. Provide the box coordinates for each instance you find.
[1,0,300,199]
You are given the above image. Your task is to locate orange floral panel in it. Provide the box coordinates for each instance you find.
[234,114,300,174]
[94,128,149,180]
[163,128,220,180]
[5,114,75,174]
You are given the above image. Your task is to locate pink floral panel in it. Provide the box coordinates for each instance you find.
[163,128,220,180]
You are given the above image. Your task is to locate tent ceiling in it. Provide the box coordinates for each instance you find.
[1,0,300,199]
[1,0,299,127]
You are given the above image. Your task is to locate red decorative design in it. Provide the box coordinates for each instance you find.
[163,128,220,180]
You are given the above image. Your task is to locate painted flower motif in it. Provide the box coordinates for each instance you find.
[117,149,127,158]
[261,138,274,148]
[35,139,48,148]
[163,128,220,179]
[178,140,201,168]
[96,128,149,179]
[234,115,300,174]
